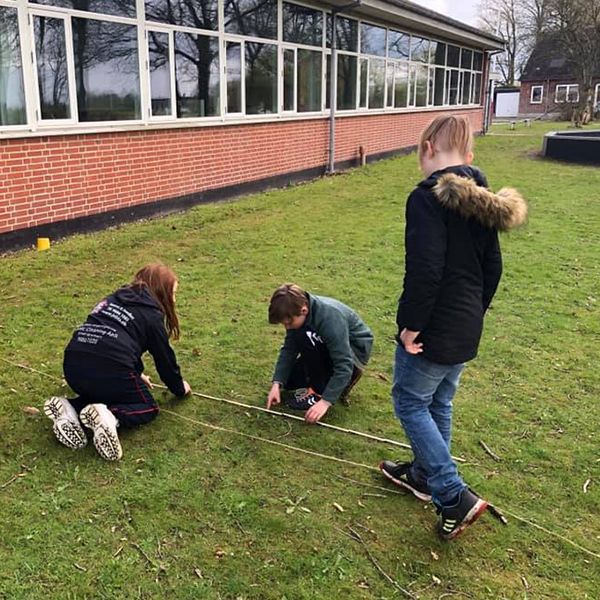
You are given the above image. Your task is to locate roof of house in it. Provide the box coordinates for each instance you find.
[521,33,600,82]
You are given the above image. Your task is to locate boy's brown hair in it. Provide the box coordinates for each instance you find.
[268,283,308,324]
[418,115,474,159]
[132,263,180,340]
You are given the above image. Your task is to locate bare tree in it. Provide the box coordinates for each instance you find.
[546,0,600,124]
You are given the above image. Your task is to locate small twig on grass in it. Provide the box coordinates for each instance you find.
[131,542,158,569]
[361,492,388,499]
[335,475,407,496]
[1,473,26,489]
[479,440,501,462]
[113,545,124,557]
[73,563,87,572]
[346,526,418,599]
[276,421,293,439]
[583,479,591,493]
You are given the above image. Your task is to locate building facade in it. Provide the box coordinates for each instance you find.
[0,0,502,249]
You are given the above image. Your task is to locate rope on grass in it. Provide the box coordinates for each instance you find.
[4,356,600,561]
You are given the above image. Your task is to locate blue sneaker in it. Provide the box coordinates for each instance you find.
[379,460,432,502]
[436,488,488,540]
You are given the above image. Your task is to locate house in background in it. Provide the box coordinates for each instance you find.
[520,35,600,116]
[0,0,503,251]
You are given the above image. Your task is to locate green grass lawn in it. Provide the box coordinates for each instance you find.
[1,121,599,599]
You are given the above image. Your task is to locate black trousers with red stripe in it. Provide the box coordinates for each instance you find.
[63,354,159,428]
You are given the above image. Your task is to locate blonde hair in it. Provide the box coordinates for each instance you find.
[418,115,474,159]
[268,283,308,324]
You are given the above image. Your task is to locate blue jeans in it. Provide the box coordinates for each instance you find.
[392,344,466,505]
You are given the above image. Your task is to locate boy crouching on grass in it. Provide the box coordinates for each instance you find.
[380,115,527,540]
[266,284,373,424]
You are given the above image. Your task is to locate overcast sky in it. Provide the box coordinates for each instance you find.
[414,0,481,26]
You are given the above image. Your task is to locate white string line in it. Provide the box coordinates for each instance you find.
[152,382,466,463]
[3,356,599,561]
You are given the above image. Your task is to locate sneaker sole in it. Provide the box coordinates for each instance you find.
[44,398,87,450]
[80,407,122,461]
[379,463,432,502]
[441,499,489,541]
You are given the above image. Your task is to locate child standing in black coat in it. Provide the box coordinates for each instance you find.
[380,116,527,540]
[44,264,191,461]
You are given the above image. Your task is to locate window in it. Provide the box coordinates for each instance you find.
[461,48,473,70]
[461,70,472,104]
[337,54,357,110]
[174,32,220,118]
[473,51,483,71]
[413,63,428,106]
[360,23,386,56]
[34,16,72,120]
[472,72,482,104]
[433,67,445,105]
[410,36,429,63]
[72,18,141,121]
[446,45,460,68]
[283,49,294,111]
[145,0,218,31]
[32,0,136,18]
[368,58,385,108]
[148,31,173,117]
[386,63,394,107]
[394,61,409,107]
[283,3,322,47]
[530,85,543,105]
[297,49,321,112]
[226,42,243,114]
[245,42,277,114]
[225,0,277,40]
[358,58,368,108]
[430,41,446,66]
[555,84,579,103]
[595,83,600,109]
[446,68,459,105]
[388,30,409,59]
[0,6,27,126]
[326,15,358,52]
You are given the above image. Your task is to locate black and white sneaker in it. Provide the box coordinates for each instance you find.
[285,388,321,411]
[79,404,122,461]
[379,460,432,502]
[43,396,87,450]
[436,488,489,540]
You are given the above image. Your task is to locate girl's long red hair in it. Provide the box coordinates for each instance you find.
[132,263,180,340]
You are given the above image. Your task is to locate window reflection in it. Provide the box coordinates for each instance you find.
[394,62,408,107]
[245,42,277,114]
[326,15,358,52]
[148,31,172,116]
[283,2,322,47]
[226,42,242,113]
[145,0,218,31]
[32,0,136,18]
[388,30,409,59]
[410,37,430,63]
[337,54,357,110]
[297,49,321,112]
[225,0,277,40]
[72,18,141,121]
[0,7,27,126]
[368,58,384,109]
[174,32,220,117]
[283,49,294,111]
[34,16,71,120]
[360,23,386,57]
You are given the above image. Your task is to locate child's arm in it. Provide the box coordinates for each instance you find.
[397,190,447,344]
[482,233,503,311]
[146,321,187,397]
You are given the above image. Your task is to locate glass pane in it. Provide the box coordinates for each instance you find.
[283,2,322,47]
[555,86,566,103]
[567,85,579,102]
[283,48,294,111]
[245,42,277,114]
[359,58,367,108]
[415,64,428,106]
[394,61,408,107]
[148,31,171,116]
[368,58,384,109]
[473,72,481,104]
[434,67,445,105]
[34,16,70,120]
[145,0,218,31]
[32,0,135,18]
[388,30,409,59]
[431,41,446,66]
[461,48,473,70]
[225,0,277,39]
[473,51,483,71]
[386,62,393,107]
[360,23,386,56]
[72,18,140,121]
[227,42,242,113]
[174,31,220,118]
[446,68,459,105]
[326,15,358,52]
[461,70,471,104]
[531,86,542,103]
[0,7,27,126]
[410,36,429,63]
[337,54,356,110]
[297,49,321,112]
[447,45,460,68]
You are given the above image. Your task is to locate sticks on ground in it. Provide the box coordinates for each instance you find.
[479,440,501,462]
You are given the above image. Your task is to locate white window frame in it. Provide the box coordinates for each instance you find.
[555,83,579,104]
[530,84,543,104]
[595,83,600,108]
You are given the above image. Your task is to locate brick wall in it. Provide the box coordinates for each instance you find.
[0,108,483,236]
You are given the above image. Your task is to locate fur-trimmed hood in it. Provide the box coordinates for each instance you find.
[425,167,528,231]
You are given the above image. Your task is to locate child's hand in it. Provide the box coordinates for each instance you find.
[140,374,154,389]
[266,382,281,409]
[400,328,423,354]
[305,399,332,424]
[183,380,192,396]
